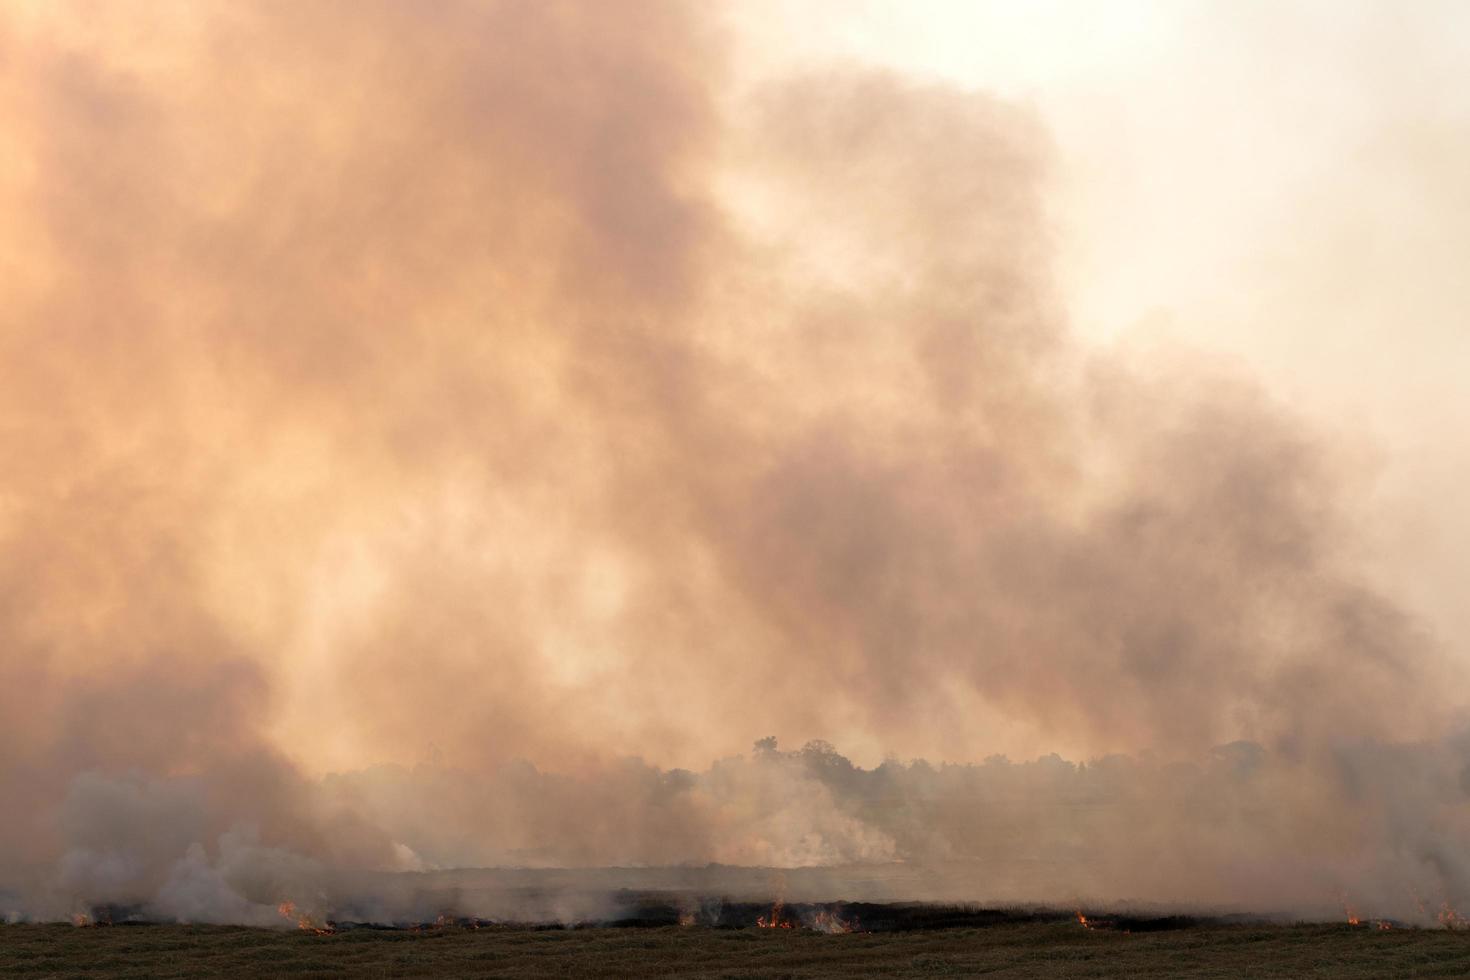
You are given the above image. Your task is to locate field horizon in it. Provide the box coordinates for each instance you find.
[11,861,1433,932]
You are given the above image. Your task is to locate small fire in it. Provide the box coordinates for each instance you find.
[1438,902,1468,931]
[1338,892,1361,926]
[1337,892,1398,930]
[807,909,858,934]
[678,911,697,927]
[1076,910,1092,930]
[70,911,93,928]
[276,900,333,935]
[1411,888,1430,919]
[756,899,793,929]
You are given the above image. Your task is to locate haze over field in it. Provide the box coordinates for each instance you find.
[1,1,1468,927]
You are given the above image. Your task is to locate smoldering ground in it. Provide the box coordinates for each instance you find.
[0,1,1466,928]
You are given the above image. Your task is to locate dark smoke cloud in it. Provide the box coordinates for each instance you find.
[0,1,1465,926]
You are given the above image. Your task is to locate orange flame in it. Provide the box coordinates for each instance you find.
[276,900,333,935]
[1411,888,1430,919]
[1337,891,1397,930]
[756,899,793,929]
[1076,910,1092,930]
[808,909,858,934]
[1438,902,1468,931]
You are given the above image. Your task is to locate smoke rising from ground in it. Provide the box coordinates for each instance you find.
[0,1,1466,925]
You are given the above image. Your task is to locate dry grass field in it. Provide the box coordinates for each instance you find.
[4,919,1470,979]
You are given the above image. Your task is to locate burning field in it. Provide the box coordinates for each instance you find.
[15,879,1469,977]
[3,2,1470,974]
[7,907,1470,979]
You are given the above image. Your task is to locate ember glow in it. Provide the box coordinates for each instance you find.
[1,0,1469,930]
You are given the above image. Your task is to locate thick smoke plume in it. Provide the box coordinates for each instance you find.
[0,1,1466,927]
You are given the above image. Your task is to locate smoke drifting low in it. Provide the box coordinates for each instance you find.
[1,1,1466,926]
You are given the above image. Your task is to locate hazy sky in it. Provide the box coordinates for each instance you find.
[736,0,1470,653]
